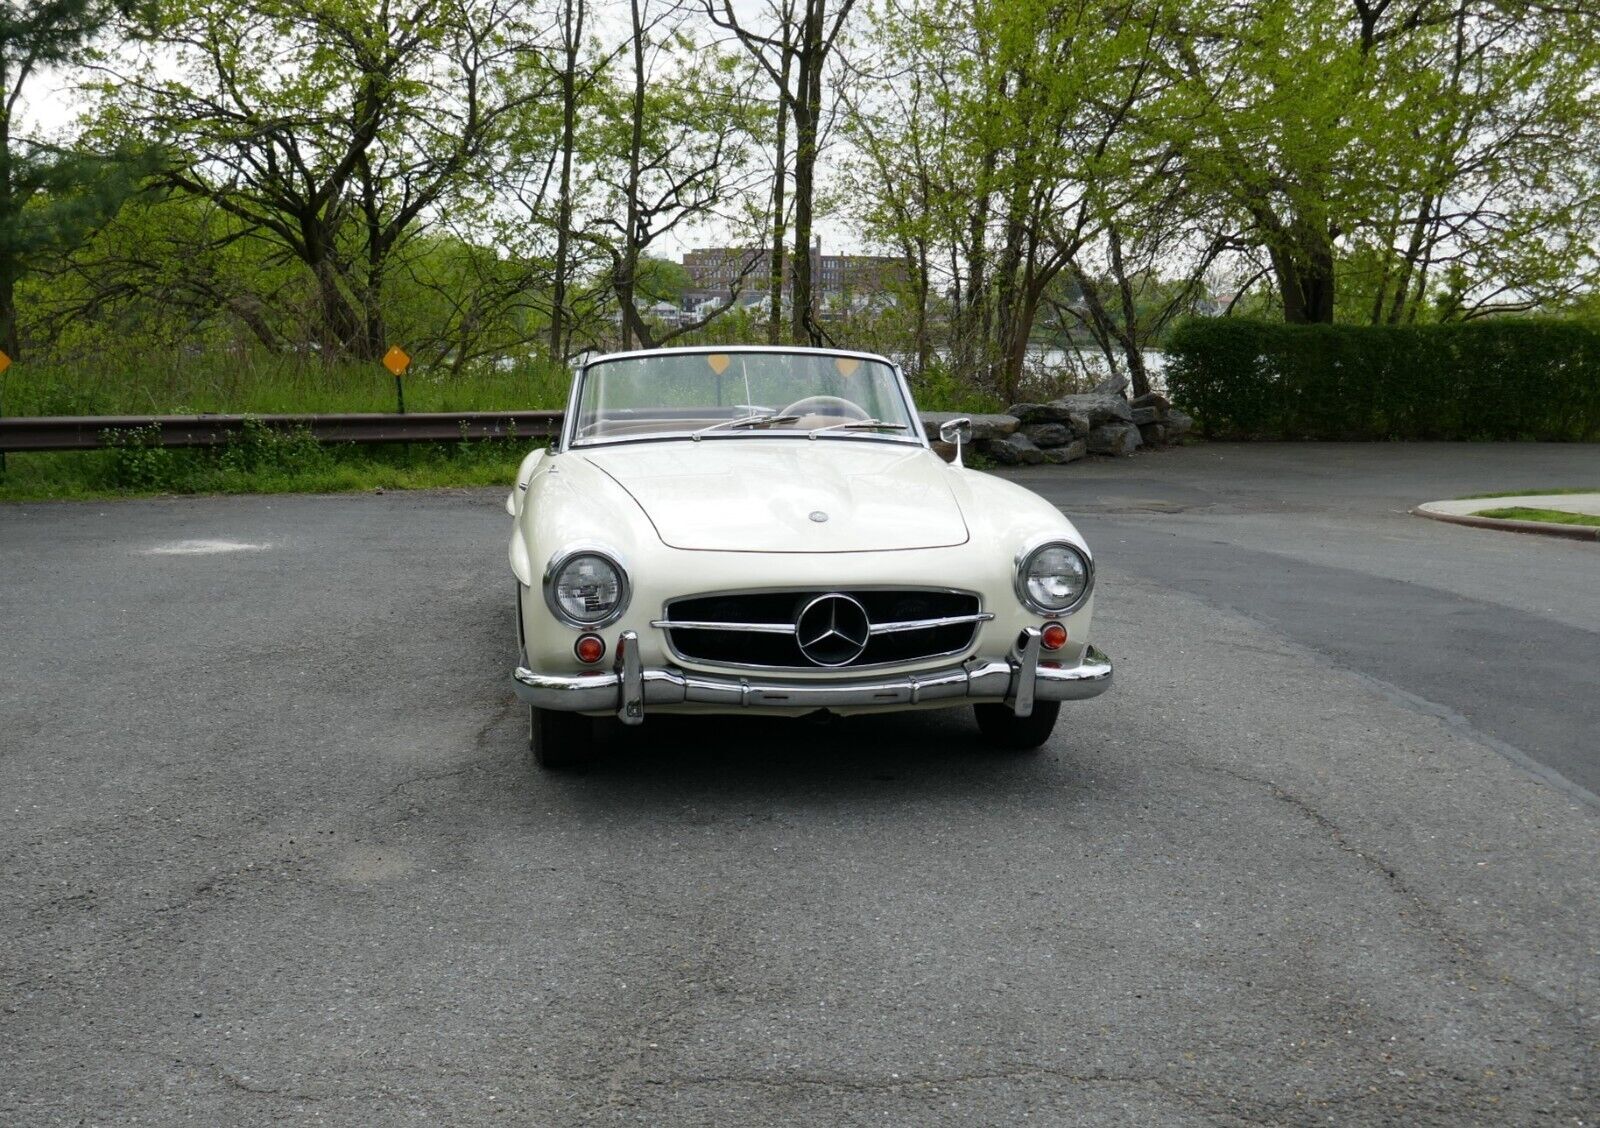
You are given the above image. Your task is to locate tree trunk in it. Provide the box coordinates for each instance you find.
[790,67,818,343]
[550,0,584,362]
[1107,229,1149,398]
[617,0,647,351]
[1271,224,1336,325]
[767,45,791,345]
[0,264,18,360]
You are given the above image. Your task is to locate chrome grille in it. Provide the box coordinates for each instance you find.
[655,589,990,671]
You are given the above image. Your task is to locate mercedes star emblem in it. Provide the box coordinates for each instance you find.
[795,593,871,667]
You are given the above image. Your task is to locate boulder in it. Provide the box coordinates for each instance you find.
[1052,393,1133,427]
[1137,422,1168,447]
[1066,412,1092,437]
[1093,371,1130,396]
[1165,409,1194,437]
[1130,391,1171,412]
[1086,421,1142,456]
[1020,422,1074,448]
[1007,401,1082,426]
[919,411,1019,442]
[1041,439,1088,465]
[981,432,1046,465]
[1130,406,1162,426]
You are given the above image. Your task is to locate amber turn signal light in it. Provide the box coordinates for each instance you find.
[1040,622,1068,651]
[574,634,606,664]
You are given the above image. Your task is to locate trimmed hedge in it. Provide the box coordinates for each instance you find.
[1164,319,1600,441]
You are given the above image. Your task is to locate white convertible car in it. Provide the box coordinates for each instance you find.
[508,346,1111,768]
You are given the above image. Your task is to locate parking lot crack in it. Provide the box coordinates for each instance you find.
[1188,758,1579,1019]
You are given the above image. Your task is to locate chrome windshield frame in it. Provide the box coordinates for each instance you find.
[558,345,927,454]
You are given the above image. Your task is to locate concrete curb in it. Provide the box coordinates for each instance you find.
[1412,503,1600,542]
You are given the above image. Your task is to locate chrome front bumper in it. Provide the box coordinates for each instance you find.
[512,628,1112,725]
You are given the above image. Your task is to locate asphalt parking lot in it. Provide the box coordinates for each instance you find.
[3,443,1597,1126]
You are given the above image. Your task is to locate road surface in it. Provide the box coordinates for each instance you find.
[2,442,1596,1126]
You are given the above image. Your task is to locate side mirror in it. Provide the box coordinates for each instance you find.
[938,417,973,467]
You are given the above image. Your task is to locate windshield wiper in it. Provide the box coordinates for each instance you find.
[691,412,801,440]
[807,418,910,438]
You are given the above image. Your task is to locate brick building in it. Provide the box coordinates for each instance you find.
[682,241,903,310]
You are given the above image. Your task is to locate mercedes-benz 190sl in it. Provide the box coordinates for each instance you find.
[507,346,1112,769]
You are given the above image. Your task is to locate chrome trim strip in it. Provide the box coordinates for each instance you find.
[868,612,994,635]
[650,612,993,636]
[649,619,795,634]
[511,646,1113,715]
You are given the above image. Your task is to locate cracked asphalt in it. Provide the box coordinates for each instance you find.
[2,443,1597,1126]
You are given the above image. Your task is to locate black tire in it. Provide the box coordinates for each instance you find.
[529,706,597,771]
[973,700,1060,751]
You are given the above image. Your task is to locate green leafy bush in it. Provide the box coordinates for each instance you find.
[1165,319,1600,441]
[102,424,185,490]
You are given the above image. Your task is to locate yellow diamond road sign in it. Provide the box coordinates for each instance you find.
[0,350,11,376]
[383,346,410,376]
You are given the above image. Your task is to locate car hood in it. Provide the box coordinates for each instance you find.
[580,440,970,553]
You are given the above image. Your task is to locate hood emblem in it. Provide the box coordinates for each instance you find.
[809,510,829,523]
[795,593,871,667]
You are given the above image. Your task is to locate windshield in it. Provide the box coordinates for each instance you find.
[569,351,918,446]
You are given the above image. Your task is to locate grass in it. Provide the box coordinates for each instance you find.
[0,420,532,503]
[1472,506,1600,528]
[1458,487,1600,499]
[1,353,568,417]
[0,354,561,501]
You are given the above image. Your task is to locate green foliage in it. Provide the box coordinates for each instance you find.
[101,423,183,490]
[13,426,531,500]
[1472,507,1600,528]
[217,417,328,475]
[1166,318,1600,441]
[4,351,569,416]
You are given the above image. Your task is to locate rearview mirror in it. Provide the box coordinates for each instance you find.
[938,417,972,466]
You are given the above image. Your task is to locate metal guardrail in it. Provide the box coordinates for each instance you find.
[0,411,565,453]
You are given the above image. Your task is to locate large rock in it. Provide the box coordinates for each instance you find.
[1130,391,1171,412]
[981,432,1046,465]
[919,411,1019,441]
[1041,439,1087,465]
[1093,371,1130,396]
[1165,409,1194,437]
[1053,393,1133,427]
[1086,421,1142,456]
[1020,422,1074,448]
[1137,422,1168,447]
[1130,405,1162,426]
[1008,402,1077,425]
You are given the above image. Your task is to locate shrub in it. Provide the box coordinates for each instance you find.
[1164,319,1600,441]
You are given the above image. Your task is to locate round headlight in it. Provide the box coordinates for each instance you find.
[545,550,629,627]
[1016,542,1093,614]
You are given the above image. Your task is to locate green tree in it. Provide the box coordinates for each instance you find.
[0,0,145,358]
[103,0,546,360]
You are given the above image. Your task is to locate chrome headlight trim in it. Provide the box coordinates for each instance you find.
[1013,537,1094,616]
[543,544,631,629]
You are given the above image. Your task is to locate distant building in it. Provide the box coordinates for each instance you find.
[682,241,904,311]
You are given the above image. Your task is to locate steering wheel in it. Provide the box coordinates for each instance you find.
[779,395,871,421]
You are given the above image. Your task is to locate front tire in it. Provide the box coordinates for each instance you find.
[974,700,1060,751]
[529,706,596,771]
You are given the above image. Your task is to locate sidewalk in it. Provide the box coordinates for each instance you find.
[1414,493,1600,541]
